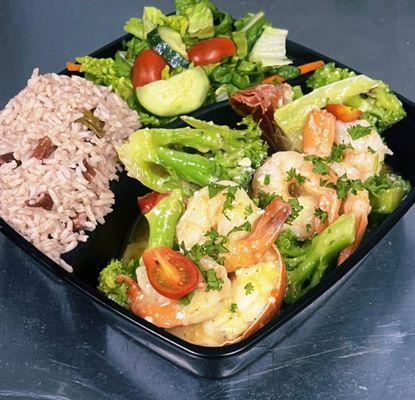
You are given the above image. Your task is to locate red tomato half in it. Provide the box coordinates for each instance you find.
[132,49,167,88]
[325,103,363,123]
[137,192,167,214]
[188,37,236,66]
[143,247,200,299]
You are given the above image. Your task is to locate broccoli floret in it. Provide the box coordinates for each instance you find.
[117,115,268,195]
[365,173,410,214]
[97,259,139,308]
[279,214,356,304]
[306,62,356,89]
[345,85,406,131]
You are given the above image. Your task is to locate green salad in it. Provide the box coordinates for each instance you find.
[68,0,317,126]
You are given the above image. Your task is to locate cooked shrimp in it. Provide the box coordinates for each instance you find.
[169,250,287,346]
[176,181,263,251]
[338,190,372,264]
[302,108,336,157]
[224,197,290,272]
[118,258,231,328]
[253,151,341,239]
[331,119,392,181]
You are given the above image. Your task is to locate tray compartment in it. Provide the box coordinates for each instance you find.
[1,36,415,378]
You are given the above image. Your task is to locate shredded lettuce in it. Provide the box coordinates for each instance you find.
[249,26,291,66]
[124,17,145,40]
[165,15,189,36]
[214,11,233,36]
[234,12,268,50]
[186,2,214,39]
[125,6,189,39]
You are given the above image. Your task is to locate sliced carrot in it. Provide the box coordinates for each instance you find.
[298,60,325,75]
[66,62,81,72]
[262,60,325,85]
[262,74,286,84]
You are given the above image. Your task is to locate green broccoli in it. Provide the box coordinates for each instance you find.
[117,115,268,195]
[344,85,406,131]
[277,214,356,304]
[306,62,356,89]
[97,258,139,308]
[365,173,410,214]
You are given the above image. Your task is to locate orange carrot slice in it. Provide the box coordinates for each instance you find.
[66,62,81,72]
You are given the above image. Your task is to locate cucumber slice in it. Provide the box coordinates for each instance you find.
[274,75,379,151]
[148,27,189,68]
[136,67,210,117]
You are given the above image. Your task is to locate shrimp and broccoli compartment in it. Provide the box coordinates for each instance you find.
[97,64,410,347]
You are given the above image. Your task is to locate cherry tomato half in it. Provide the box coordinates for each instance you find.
[143,247,200,299]
[132,49,167,88]
[325,103,363,123]
[188,37,236,66]
[137,192,168,214]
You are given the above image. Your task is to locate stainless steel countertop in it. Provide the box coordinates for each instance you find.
[1,1,415,399]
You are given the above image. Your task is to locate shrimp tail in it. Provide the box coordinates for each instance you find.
[338,212,368,264]
[224,198,291,271]
[254,198,292,244]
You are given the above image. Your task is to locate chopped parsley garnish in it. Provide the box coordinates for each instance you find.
[321,175,364,200]
[329,144,352,163]
[314,208,328,223]
[229,221,252,234]
[257,190,279,209]
[305,144,352,175]
[304,155,330,175]
[348,125,372,141]
[204,268,224,292]
[178,290,196,306]
[286,168,306,184]
[185,228,229,270]
[286,198,303,224]
[229,303,238,313]
[306,223,312,234]
[222,186,238,217]
[208,182,227,198]
[244,204,253,216]
[263,175,271,185]
[244,282,254,295]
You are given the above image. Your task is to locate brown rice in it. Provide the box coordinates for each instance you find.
[0,69,140,271]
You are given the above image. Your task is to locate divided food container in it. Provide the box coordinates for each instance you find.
[1,34,415,378]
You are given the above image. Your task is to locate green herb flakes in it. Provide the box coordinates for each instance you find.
[244,282,255,295]
[348,125,372,141]
[286,168,306,184]
[314,208,328,223]
[230,303,238,313]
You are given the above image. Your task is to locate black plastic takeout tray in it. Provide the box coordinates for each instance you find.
[1,33,415,378]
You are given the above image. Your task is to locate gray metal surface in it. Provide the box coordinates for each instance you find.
[1,1,415,399]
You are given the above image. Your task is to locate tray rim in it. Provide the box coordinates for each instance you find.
[1,35,415,360]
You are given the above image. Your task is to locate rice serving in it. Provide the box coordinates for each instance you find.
[0,69,140,271]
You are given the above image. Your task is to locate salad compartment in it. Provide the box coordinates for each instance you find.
[1,37,415,378]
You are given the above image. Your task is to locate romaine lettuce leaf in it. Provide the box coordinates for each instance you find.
[124,17,145,40]
[165,15,189,36]
[234,12,268,50]
[186,2,214,39]
[249,26,291,66]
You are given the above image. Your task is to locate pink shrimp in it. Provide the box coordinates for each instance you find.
[224,198,291,272]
